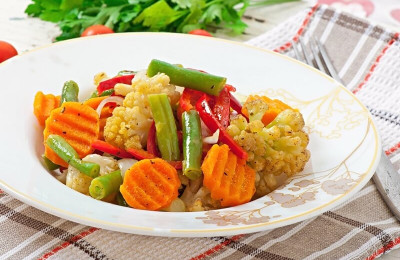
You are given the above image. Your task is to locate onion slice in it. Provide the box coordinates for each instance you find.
[96,96,124,116]
[203,129,220,144]
[118,158,138,178]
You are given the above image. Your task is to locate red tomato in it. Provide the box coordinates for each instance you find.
[188,29,213,37]
[0,41,18,63]
[81,25,114,37]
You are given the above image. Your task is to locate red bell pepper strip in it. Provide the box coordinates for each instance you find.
[195,95,248,160]
[97,74,134,95]
[177,88,211,126]
[168,160,182,170]
[224,84,236,92]
[126,148,156,160]
[229,92,249,120]
[213,87,230,129]
[177,130,183,150]
[92,140,181,169]
[92,140,133,158]
[146,121,160,157]
[178,88,204,112]
[126,148,182,169]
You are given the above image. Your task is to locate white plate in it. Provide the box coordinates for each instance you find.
[0,33,380,237]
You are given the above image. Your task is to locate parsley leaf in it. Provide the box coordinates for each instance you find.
[170,0,192,9]
[133,1,184,31]
[24,0,299,41]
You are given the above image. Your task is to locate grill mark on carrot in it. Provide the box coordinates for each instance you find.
[231,162,244,204]
[47,124,96,146]
[44,103,100,166]
[148,166,175,195]
[220,152,237,191]
[133,184,159,209]
[217,152,238,205]
[152,162,179,188]
[212,146,229,193]
[242,165,255,199]
[122,183,146,209]
[226,152,238,200]
[52,113,99,134]
[63,103,100,119]
[134,168,165,205]
[202,146,220,188]
[46,131,94,158]
[120,185,146,209]
[52,111,98,130]
[147,166,178,206]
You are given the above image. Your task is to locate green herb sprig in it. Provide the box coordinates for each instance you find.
[25,0,299,41]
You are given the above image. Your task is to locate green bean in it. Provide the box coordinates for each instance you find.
[147,59,226,96]
[148,94,180,161]
[89,90,98,98]
[89,170,122,200]
[116,192,129,207]
[60,80,79,104]
[182,111,203,180]
[99,88,114,97]
[46,135,100,178]
[42,154,60,171]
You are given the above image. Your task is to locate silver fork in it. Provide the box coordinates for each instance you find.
[292,37,400,221]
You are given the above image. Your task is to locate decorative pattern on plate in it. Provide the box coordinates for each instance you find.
[196,202,279,226]
[258,87,369,139]
[198,88,373,225]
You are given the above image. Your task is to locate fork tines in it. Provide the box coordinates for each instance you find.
[292,37,344,85]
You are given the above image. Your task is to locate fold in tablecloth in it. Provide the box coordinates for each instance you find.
[2,4,400,260]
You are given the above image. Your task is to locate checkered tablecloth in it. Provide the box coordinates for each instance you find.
[2,4,400,260]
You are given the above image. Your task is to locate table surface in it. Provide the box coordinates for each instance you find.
[1,0,400,259]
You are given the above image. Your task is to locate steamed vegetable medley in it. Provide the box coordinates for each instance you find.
[33,59,310,212]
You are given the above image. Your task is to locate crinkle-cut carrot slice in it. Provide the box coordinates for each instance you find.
[202,144,256,207]
[120,158,181,211]
[43,102,100,167]
[33,91,61,126]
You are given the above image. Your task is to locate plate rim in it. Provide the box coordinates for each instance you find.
[0,32,382,237]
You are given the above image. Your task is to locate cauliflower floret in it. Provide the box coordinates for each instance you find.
[243,99,269,122]
[227,109,310,198]
[114,83,132,96]
[104,72,180,150]
[180,177,220,211]
[267,109,306,132]
[93,72,109,86]
[66,166,92,195]
[66,154,119,194]
[83,154,118,176]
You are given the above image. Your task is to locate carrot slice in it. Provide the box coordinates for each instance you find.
[33,91,61,126]
[202,144,256,207]
[120,158,181,210]
[99,106,113,140]
[82,96,108,109]
[43,102,100,167]
[242,95,296,125]
[83,97,114,140]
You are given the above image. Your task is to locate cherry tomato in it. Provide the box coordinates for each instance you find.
[188,29,213,37]
[0,41,18,63]
[81,25,114,37]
